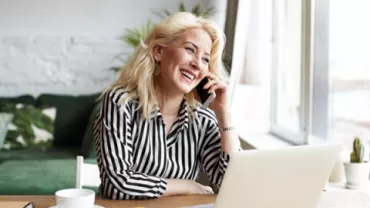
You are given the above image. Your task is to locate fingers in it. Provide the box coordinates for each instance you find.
[203,73,224,91]
[204,79,218,89]
[208,82,227,94]
[205,72,220,81]
[203,186,214,194]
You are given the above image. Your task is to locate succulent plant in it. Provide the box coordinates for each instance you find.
[350,137,365,163]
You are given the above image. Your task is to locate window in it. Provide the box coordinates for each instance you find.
[328,0,370,155]
[233,0,369,155]
[270,0,309,145]
[270,0,370,153]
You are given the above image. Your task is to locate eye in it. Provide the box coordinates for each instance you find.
[185,47,195,53]
[203,57,209,63]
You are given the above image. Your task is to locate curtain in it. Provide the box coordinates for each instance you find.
[225,0,253,104]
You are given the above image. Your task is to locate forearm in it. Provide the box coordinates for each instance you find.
[162,179,192,196]
[215,111,240,154]
[163,179,213,196]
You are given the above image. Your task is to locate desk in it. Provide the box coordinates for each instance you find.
[326,181,370,195]
[0,195,216,208]
[1,183,369,208]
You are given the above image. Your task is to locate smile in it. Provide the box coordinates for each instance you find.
[180,69,195,81]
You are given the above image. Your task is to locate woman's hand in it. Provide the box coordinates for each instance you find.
[187,180,214,195]
[202,72,229,114]
[164,179,214,196]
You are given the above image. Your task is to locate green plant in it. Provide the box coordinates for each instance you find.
[154,2,214,19]
[122,20,154,49]
[350,137,365,163]
[111,20,153,72]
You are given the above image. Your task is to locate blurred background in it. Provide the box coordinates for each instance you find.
[0,0,369,194]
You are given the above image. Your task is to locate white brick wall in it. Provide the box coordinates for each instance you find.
[0,35,125,96]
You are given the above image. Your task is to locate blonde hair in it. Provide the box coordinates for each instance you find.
[109,12,228,118]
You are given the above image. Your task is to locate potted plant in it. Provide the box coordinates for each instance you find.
[343,137,370,189]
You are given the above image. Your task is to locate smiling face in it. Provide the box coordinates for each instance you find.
[154,28,212,95]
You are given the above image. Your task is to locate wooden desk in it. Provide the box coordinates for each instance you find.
[0,195,216,208]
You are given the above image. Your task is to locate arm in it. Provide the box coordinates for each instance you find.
[198,113,241,188]
[215,111,240,154]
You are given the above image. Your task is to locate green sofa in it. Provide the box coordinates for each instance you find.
[0,93,101,195]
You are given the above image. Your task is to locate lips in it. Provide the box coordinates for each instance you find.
[180,69,197,81]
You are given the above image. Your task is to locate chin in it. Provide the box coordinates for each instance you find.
[178,86,193,94]
[175,80,195,94]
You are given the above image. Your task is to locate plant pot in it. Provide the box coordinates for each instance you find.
[343,161,370,189]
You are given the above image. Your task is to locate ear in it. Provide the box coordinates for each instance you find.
[153,45,163,61]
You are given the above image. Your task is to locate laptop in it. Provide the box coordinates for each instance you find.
[189,144,341,208]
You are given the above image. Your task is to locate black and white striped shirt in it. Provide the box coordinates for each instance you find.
[93,87,230,199]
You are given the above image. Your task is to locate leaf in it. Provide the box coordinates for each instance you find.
[201,7,215,18]
[122,21,153,48]
[123,29,141,47]
[164,9,171,16]
[153,11,166,19]
[192,5,201,16]
[179,2,186,12]
[110,66,121,72]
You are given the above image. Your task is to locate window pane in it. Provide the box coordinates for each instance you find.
[274,0,303,131]
[328,0,370,158]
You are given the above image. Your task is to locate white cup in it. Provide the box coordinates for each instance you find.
[55,188,95,208]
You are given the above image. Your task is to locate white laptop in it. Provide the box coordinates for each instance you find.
[189,144,341,208]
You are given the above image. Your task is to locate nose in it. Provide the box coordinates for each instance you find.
[190,56,203,71]
[190,60,199,70]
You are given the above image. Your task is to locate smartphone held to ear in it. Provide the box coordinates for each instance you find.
[196,78,216,108]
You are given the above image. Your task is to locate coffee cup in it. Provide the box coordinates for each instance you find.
[55,188,95,208]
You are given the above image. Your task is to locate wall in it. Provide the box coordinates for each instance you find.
[0,0,227,97]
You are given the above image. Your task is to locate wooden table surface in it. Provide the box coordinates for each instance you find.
[0,195,216,208]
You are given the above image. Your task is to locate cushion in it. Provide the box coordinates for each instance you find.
[0,103,56,151]
[36,93,100,147]
[0,113,13,149]
[0,159,98,195]
[81,100,102,158]
[0,95,35,111]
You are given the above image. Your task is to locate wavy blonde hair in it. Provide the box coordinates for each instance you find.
[109,12,228,118]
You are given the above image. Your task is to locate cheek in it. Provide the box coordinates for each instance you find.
[198,71,207,81]
[199,66,209,78]
[175,50,193,64]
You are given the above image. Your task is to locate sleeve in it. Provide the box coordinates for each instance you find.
[97,90,167,199]
[199,119,231,189]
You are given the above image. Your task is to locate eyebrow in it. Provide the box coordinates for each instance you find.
[184,41,210,56]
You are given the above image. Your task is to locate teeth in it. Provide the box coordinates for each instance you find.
[181,70,195,80]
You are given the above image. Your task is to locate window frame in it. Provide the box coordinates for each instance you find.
[270,0,329,145]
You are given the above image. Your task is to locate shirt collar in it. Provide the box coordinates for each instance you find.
[149,98,190,130]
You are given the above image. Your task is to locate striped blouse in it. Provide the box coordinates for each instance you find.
[93,87,230,199]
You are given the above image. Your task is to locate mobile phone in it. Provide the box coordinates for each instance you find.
[196,78,216,108]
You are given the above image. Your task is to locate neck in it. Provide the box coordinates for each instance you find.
[156,86,184,116]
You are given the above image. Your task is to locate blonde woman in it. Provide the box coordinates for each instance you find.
[94,12,240,200]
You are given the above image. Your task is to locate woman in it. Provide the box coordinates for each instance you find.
[93,12,240,200]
